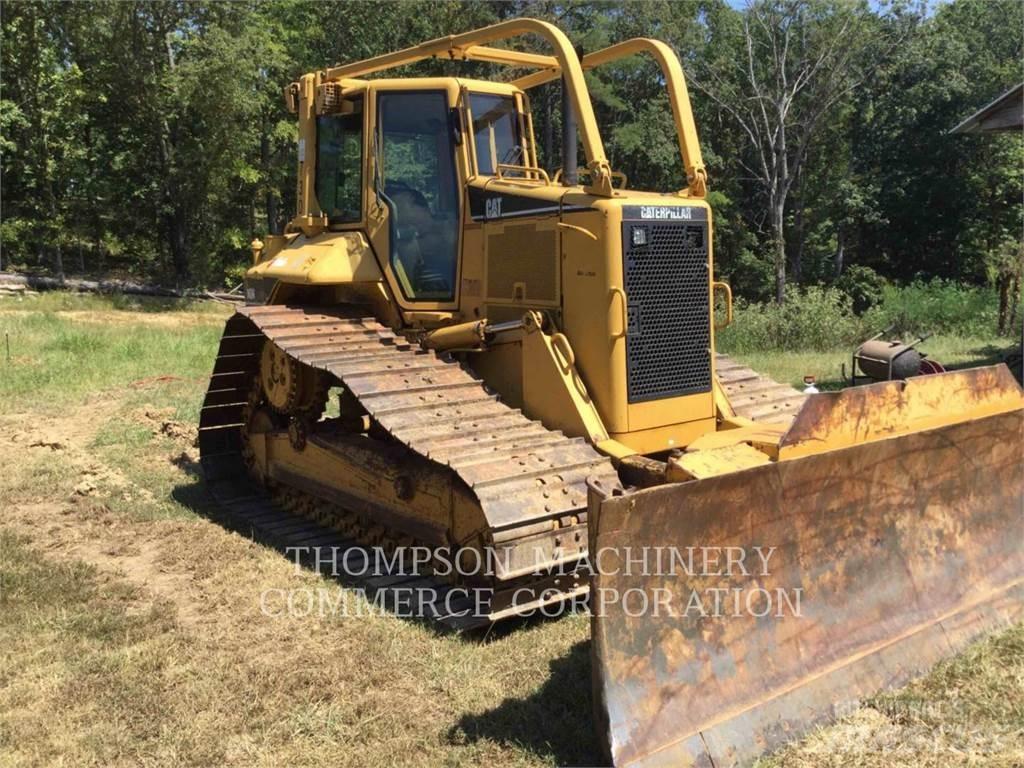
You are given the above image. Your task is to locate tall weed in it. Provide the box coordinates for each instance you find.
[719,281,1014,353]
[718,286,863,352]
[864,280,1006,338]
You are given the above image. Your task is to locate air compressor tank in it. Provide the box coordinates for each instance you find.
[855,338,923,381]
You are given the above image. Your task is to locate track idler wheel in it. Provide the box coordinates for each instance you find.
[260,340,327,415]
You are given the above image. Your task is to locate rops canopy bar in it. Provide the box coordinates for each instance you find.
[513,38,707,197]
[325,18,614,194]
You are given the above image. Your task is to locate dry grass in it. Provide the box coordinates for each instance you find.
[0,293,1020,767]
[756,623,1024,767]
[0,404,596,767]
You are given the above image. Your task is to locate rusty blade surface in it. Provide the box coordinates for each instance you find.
[589,408,1024,767]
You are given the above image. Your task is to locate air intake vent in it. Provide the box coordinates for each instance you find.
[622,219,711,403]
[316,82,344,114]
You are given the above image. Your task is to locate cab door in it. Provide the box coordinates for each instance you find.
[367,87,464,313]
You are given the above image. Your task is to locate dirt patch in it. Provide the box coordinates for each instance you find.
[3,395,120,449]
[75,532,206,627]
[131,405,199,446]
[0,399,207,628]
[5,502,206,628]
[129,375,186,389]
[1,399,130,506]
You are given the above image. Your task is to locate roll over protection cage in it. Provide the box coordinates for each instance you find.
[319,19,706,198]
[511,37,707,198]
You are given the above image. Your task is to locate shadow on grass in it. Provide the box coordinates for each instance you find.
[167,449,221,519]
[449,639,604,767]
[815,372,847,392]
[171,450,203,478]
[104,293,218,314]
[170,469,606,765]
[169,475,221,520]
[167,471,525,639]
[946,343,1021,370]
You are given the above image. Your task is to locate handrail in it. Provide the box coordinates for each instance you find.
[610,286,628,339]
[553,167,628,189]
[713,281,733,329]
[512,37,707,198]
[496,163,551,184]
[323,18,613,195]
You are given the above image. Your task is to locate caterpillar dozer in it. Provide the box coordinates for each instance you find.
[198,19,1024,767]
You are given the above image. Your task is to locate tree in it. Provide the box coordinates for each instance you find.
[693,0,902,302]
[1,0,1020,298]
[853,0,1023,285]
[0,1,89,278]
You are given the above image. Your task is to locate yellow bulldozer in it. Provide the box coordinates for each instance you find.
[198,19,1024,767]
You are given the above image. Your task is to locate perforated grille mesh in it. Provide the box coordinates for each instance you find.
[622,221,711,403]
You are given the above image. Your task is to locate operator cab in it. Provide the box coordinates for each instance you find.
[311,77,537,310]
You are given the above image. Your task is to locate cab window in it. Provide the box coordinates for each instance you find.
[377,91,460,301]
[470,93,522,175]
[315,97,364,223]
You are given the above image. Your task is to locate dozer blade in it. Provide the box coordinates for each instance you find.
[589,366,1023,767]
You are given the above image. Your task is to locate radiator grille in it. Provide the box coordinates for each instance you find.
[622,220,711,403]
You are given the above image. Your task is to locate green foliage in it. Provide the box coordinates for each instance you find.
[718,286,863,352]
[720,279,1016,353]
[0,0,1020,296]
[834,264,889,314]
[851,0,1023,283]
[864,280,1010,338]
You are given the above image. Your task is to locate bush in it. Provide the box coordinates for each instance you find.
[864,280,1004,338]
[718,279,1015,354]
[835,265,889,314]
[717,286,864,352]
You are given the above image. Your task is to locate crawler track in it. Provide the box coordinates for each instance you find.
[716,353,806,424]
[198,304,617,625]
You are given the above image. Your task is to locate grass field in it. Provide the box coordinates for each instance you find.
[1,293,1021,767]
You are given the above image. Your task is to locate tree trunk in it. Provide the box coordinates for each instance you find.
[997,273,1011,336]
[773,112,789,304]
[158,24,188,283]
[267,192,280,236]
[792,200,804,285]
[168,208,189,285]
[1011,278,1019,335]
[771,198,786,304]
[1009,275,1020,332]
[52,241,64,283]
[790,163,805,285]
[261,121,279,234]
[46,176,63,282]
[833,233,845,279]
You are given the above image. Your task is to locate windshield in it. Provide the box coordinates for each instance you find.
[470,93,522,175]
[315,97,364,223]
